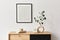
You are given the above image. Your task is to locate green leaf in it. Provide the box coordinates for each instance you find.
[34,17,36,19]
[43,17,46,20]
[41,22,43,24]
[42,15,45,17]
[42,11,45,13]
[39,22,41,25]
[36,20,39,23]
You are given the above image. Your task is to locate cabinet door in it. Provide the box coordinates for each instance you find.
[30,34,51,40]
[9,34,30,40]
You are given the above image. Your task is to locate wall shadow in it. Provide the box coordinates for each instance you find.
[51,34,58,40]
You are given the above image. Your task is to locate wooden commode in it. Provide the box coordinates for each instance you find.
[9,32,51,40]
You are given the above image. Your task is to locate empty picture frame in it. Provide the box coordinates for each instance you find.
[16,3,32,23]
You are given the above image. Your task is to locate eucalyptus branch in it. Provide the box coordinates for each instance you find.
[34,11,46,25]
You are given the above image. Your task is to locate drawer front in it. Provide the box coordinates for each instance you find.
[9,34,30,40]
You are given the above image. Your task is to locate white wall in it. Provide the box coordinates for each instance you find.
[0,0,60,40]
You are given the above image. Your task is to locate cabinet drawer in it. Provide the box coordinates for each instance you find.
[9,34,29,40]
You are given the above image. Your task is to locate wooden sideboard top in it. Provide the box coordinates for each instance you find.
[9,31,51,35]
